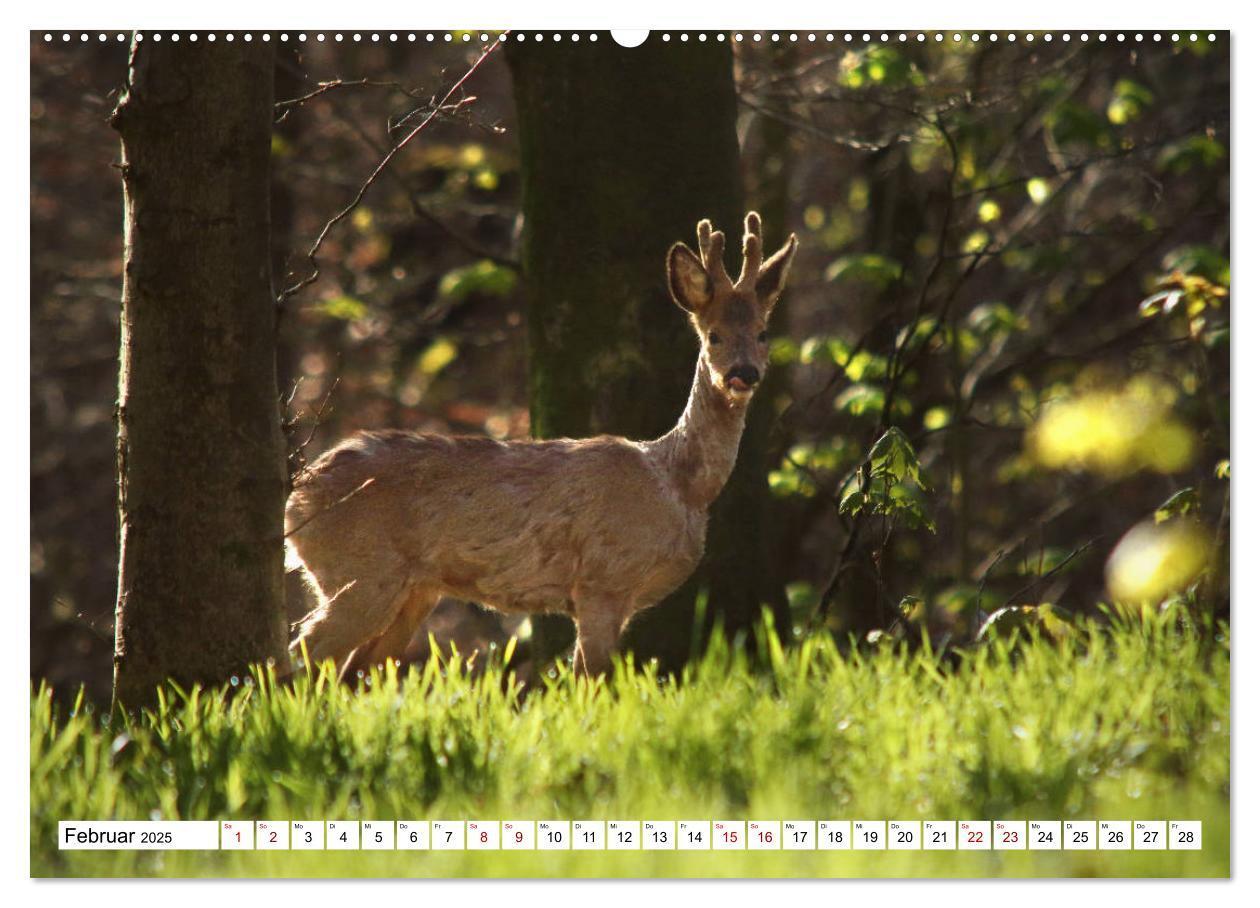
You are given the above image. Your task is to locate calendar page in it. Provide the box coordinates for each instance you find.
[28,9,1232,885]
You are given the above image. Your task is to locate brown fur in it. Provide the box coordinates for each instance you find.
[287,213,798,679]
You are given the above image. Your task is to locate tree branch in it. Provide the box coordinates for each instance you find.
[277,38,505,306]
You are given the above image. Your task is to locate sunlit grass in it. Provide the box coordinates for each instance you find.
[31,609,1229,878]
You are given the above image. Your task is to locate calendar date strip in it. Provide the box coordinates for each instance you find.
[59,819,1204,851]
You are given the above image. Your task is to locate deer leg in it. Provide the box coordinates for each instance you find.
[572,603,627,677]
[290,559,412,673]
[339,589,440,682]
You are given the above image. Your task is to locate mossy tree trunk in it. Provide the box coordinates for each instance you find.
[506,35,789,671]
[110,37,288,706]
[747,42,797,617]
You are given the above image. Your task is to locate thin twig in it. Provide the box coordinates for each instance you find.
[328,104,519,271]
[274,78,434,123]
[277,39,504,306]
[283,478,377,539]
[1000,538,1099,609]
[287,376,340,484]
[973,548,1006,636]
[739,95,905,152]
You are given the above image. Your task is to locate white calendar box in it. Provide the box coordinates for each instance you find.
[255,821,288,850]
[362,821,394,850]
[1134,820,1167,850]
[783,820,816,850]
[537,821,570,850]
[924,821,955,850]
[467,821,499,849]
[994,820,1027,850]
[889,820,921,850]
[291,820,324,850]
[959,821,991,850]
[1029,821,1062,850]
[220,820,253,850]
[678,820,711,850]
[397,821,429,850]
[713,820,745,850]
[818,820,852,849]
[326,821,359,850]
[502,821,534,850]
[748,820,781,850]
[1065,820,1097,850]
[853,820,886,850]
[607,820,640,850]
[1099,820,1131,850]
[643,821,675,850]
[572,821,605,850]
[431,820,465,850]
[1170,820,1202,850]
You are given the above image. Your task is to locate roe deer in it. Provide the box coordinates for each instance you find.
[286,212,798,679]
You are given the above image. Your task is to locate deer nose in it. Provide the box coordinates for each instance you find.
[725,365,760,392]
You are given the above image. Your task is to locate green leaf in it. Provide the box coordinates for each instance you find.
[1155,488,1200,524]
[843,350,888,382]
[834,383,886,416]
[1139,289,1184,318]
[978,604,1075,642]
[417,337,459,376]
[439,260,517,302]
[1045,101,1111,148]
[898,596,926,623]
[837,473,864,516]
[968,302,1028,336]
[923,407,951,430]
[978,200,1001,223]
[318,295,368,321]
[869,426,925,489]
[800,336,852,366]
[768,468,810,497]
[962,230,989,254]
[1158,135,1226,175]
[840,428,935,532]
[769,337,800,365]
[824,253,903,289]
[785,582,820,614]
[839,46,924,89]
[1107,79,1154,125]
[1161,245,1230,286]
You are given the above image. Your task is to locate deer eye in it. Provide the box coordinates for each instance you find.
[758,330,769,344]
[708,331,722,345]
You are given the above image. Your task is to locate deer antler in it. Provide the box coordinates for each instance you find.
[735,211,764,291]
[695,219,734,293]
[691,211,778,295]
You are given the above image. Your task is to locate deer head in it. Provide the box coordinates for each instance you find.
[666,212,798,405]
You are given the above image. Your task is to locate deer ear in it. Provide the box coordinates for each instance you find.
[667,243,713,312]
[756,234,799,312]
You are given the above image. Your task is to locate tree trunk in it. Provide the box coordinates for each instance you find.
[110,37,288,706]
[506,35,789,671]
[747,42,797,626]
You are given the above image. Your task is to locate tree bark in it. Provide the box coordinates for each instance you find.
[506,35,789,671]
[110,37,288,706]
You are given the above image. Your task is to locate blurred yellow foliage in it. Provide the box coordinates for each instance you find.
[978,200,1001,223]
[417,336,458,376]
[458,144,487,168]
[1106,519,1211,604]
[1028,376,1196,476]
[1026,177,1050,204]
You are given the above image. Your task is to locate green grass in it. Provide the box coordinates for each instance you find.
[31,608,1229,878]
